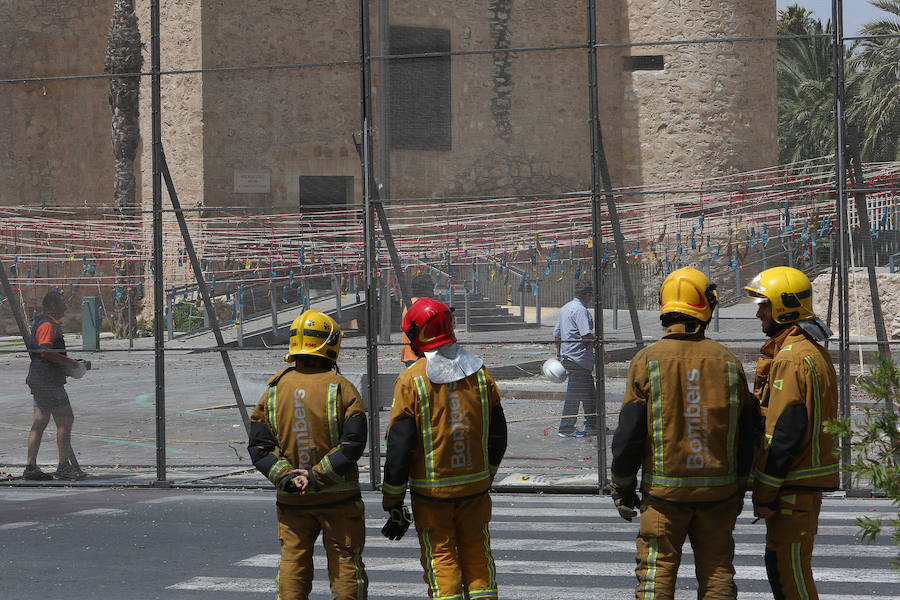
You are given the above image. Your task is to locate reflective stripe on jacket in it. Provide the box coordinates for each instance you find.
[383,359,504,504]
[248,364,366,507]
[612,322,759,503]
[752,325,839,506]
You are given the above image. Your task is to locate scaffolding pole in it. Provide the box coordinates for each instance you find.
[832,0,853,489]
[360,0,381,489]
[587,0,608,492]
[150,0,168,487]
[846,125,893,378]
[0,259,35,352]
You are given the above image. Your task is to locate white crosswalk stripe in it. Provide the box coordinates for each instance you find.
[168,578,898,600]
[229,554,900,582]
[166,492,900,599]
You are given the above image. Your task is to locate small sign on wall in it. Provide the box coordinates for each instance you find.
[234,171,271,194]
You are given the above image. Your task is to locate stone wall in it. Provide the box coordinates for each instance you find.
[624,0,777,186]
[0,2,120,335]
[0,2,114,207]
[812,269,900,338]
[2,0,779,210]
[2,0,780,328]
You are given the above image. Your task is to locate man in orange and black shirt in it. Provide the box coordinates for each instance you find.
[24,290,87,481]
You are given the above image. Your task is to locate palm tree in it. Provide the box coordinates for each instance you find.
[777,5,818,36]
[104,0,143,337]
[776,10,862,164]
[777,15,837,163]
[848,0,900,162]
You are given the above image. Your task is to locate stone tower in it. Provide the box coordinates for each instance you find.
[620,0,777,185]
[2,1,777,211]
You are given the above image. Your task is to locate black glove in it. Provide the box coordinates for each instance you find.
[609,482,640,522]
[381,504,412,540]
[277,474,299,493]
[276,469,311,494]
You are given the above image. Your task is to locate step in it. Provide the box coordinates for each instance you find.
[468,321,539,331]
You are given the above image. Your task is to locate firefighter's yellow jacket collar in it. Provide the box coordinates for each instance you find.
[661,321,705,341]
[760,324,799,358]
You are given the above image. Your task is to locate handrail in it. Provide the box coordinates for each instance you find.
[404,255,454,283]
[482,254,525,281]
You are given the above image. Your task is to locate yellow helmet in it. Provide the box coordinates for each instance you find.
[744,266,814,324]
[659,267,717,322]
[285,309,343,362]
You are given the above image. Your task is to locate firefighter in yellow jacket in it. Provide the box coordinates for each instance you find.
[610,267,761,600]
[382,298,508,600]
[745,267,839,600]
[248,309,368,600]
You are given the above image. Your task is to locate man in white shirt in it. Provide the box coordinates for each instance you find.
[553,280,597,437]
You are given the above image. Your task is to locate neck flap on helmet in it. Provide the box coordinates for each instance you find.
[423,342,484,384]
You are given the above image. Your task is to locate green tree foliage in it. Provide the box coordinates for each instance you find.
[777,14,840,164]
[777,5,818,36]
[847,1,900,162]
[824,353,900,567]
[777,1,899,164]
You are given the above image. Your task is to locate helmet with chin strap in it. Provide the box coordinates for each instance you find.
[285,309,343,362]
[402,298,456,354]
[659,267,718,323]
[744,266,815,324]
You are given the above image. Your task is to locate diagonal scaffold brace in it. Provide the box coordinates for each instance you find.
[160,148,253,433]
[846,124,893,414]
[352,132,412,312]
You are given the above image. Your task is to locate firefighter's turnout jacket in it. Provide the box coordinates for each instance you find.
[382,359,507,505]
[383,357,507,600]
[752,324,839,506]
[248,364,367,507]
[611,322,760,503]
[752,324,839,600]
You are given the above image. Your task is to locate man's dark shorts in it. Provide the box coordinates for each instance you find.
[30,386,70,409]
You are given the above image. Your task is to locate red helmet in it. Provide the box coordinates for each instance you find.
[403,298,456,353]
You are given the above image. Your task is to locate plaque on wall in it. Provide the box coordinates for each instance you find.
[234,171,271,194]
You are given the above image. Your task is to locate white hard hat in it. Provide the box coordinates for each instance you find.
[542,358,568,383]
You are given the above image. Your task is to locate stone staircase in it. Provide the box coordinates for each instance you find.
[391,290,534,332]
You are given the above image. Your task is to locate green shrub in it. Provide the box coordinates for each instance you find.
[171,301,206,332]
[824,352,900,567]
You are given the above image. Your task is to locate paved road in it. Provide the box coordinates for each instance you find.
[2,488,896,599]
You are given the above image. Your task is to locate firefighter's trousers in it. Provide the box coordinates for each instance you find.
[411,492,498,600]
[634,495,742,600]
[275,498,368,600]
[764,491,821,600]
